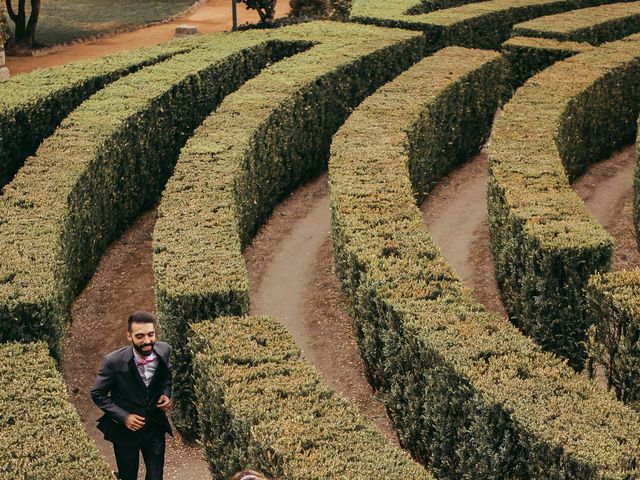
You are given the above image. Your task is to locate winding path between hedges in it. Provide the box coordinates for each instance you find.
[243,173,397,442]
[419,142,640,320]
[54,1,291,478]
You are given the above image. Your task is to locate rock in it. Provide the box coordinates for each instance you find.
[175,25,198,36]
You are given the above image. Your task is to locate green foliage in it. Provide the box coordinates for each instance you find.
[586,271,640,411]
[239,0,277,23]
[0,342,112,479]
[289,0,332,17]
[329,46,640,479]
[501,36,592,87]
[1,3,8,45]
[288,0,350,18]
[0,32,310,366]
[153,21,424,438]
[635,124,640,250]
[513,1,640,45]
[0,37,202,188]
[349,0,622,49]
[190,316,434,480]
[488,34,640,369]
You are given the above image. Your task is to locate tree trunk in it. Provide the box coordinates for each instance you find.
[6,0,39,48]
[22,0,40,47]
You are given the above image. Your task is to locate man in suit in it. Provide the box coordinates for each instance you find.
[91,311,173,480]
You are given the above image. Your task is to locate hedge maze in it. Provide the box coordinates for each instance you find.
[3,0,640,477]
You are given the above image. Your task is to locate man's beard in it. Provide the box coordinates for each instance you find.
[133,342,154,356]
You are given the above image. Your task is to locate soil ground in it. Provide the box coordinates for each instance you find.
[244,173,397,442]
[5,0,291,75]
[420,141,638,318]
[573,145,640,271]
[66,208,212,479]
[420,148,507,317]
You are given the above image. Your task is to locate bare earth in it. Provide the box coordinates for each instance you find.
[66,209,212,480]
[244,173,398,442]
[420,148,507,317]
[573,145,640,271]
[5,0,291,75]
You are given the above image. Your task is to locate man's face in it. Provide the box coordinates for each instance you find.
[127,322,156,357]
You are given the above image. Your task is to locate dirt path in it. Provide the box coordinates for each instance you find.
[244,173,397,442]
[420,142,640,321]
[420,149,507,317]
[573,145,640,271]
[6,0,291,75]
[65,209,211,480]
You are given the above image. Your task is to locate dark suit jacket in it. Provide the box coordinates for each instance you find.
[91,341,173,446]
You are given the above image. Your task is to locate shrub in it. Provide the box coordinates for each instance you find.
[501,36,592,87]
[586,270,640,411]
[329,45,640,479]
[289,0,332,17]
[513,1,640,45]
[488,33,640,369]
[0,37,203,187]
[0,342,112,479]
[190,316,434,480]
[349,0,623,49]
[0,32,311,365]
[153,21,424,438]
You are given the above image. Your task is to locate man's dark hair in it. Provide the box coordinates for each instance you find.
[127,311,157,332]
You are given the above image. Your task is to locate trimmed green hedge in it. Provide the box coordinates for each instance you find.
[586,271,640,411]
[488,33,640,369]
[190,316,434,480]
[513,1,640,45]
[0,342,112,479]
[0,37,204,188]
[329,45,640,479]
[501,36,592,86]
[635,121,640,250]
[0,32,312,364]
[349,0,623,49]
[153,21,424,438]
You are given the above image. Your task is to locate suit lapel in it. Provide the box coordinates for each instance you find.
[147,351,166,392]
[127,350,148,402]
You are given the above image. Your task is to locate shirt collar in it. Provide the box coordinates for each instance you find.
[132,347,156,363]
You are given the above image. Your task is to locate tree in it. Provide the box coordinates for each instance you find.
[6,0,40,48]
[237,0,277,25]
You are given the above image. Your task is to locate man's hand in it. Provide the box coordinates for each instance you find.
[124,414,145,431]
[157,395,172,412]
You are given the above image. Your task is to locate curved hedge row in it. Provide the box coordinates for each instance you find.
[0,32,312,364]
[0,342,112,479]
[513,1,640,45]
[153,21,424,438]
[329,45,640,479]
[586,270,640,411]
[190,316,434,480]
[349,0,623,49]
[0,37,202,188]
[501,36,592,86]
[488,33,640,369]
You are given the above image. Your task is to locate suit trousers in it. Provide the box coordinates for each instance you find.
[113,428,166,480]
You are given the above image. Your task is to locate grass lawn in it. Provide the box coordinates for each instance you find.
[5,0,195,47]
